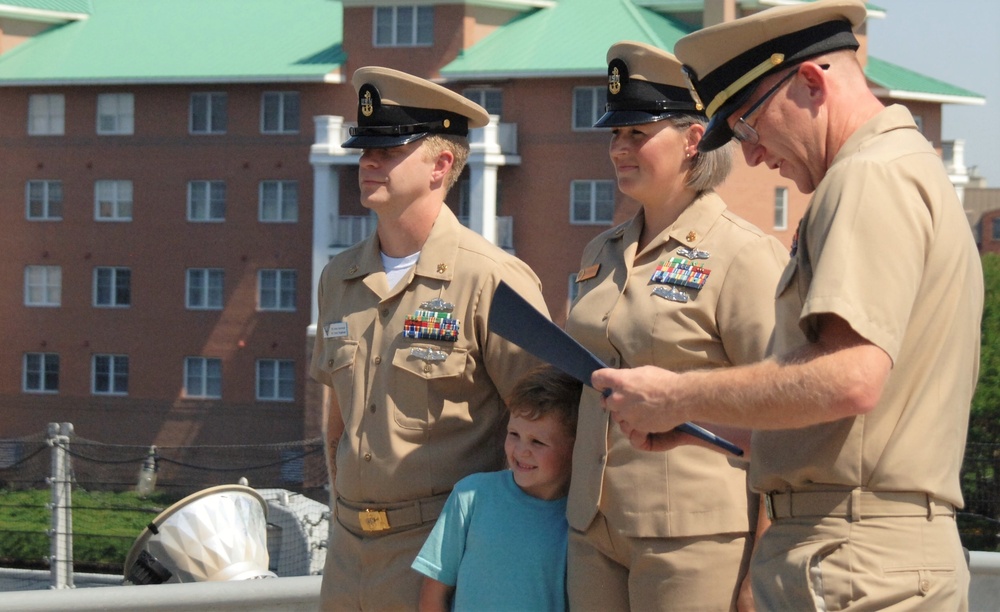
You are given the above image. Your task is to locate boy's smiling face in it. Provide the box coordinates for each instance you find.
[505,412,575,500]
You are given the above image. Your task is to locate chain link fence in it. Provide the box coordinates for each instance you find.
[0,424,329,592]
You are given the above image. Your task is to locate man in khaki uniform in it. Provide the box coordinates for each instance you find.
[566,42,787,611]
[596,0,983,609]
[310,66,548,611]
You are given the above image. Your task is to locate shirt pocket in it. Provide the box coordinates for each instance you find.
[390,344,469,430]
[317,339,359,427]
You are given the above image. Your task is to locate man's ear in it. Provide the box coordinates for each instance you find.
[797,61,828,103]
[431,150,454,185]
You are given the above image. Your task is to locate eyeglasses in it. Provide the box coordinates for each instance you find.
[732,64,829,145]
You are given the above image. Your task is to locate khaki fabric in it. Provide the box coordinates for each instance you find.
[310,205,548,609]
[566,191,788,538]
[752,105,983,507]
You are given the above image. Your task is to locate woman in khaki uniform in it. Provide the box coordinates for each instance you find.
[565,42,787,611]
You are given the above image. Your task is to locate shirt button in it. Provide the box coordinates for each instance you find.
[364,453,372,462]
[373,356,381,365]
[380,308,389,317]
[327,359,334,367]
[919,579,930,593]
[368,404,376,413]
[609,356,618,367]
[423,365,432,373]
[598,454,606,465]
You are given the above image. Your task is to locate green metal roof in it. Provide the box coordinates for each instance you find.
[0,0,344,85]
[441,0,693,78]
[0,0,90,14]
[865,56,984,105]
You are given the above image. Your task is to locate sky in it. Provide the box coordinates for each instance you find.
[866,0,1000,184]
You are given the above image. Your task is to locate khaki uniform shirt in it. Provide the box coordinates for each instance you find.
[310,206,548,504]
[752,105,983,507]
[567,192,788,537]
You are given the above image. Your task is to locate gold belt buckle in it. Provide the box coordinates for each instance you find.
[359,509,390,532]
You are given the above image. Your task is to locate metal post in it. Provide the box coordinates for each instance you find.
[46,422,74,589]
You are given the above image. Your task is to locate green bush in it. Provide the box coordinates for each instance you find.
[0,488,180,572]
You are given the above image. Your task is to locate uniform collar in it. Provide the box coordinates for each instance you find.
[341,205,460,284]
[619,192,727,252]
[830,104,917,169]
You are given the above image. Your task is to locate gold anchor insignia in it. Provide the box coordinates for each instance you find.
[437,263,448,274]
[609,66,621,95]
[361,90,374,117]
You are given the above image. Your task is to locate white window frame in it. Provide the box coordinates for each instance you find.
[186,268,224,310]
[93,266,131,308]
[25,265,61,307]
[256,359,295,402]
[92,354,128,396]
[261,91,300,134]
[774,186,789,231]
[28,94,65,135]
[24,352,59,394]
[184,356,222,399]
[463,88,503,117]
[190,92,227,134]
[259,180,298,222]
[187,180,226,222]
[572,87,604,130]
[94,180,133,221]
[27,180,63,221]
[96,93,134,135]
[373,5,433,47]
[570,180,615,225]
[258,269,297,311]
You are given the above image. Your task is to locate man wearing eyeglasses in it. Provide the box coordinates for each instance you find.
[310,66,549,610]
[594,0,983,609]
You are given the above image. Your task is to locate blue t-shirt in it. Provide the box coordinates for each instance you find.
[412,470,569,611]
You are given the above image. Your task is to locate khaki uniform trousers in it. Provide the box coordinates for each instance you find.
[319,496,444,611]
[753,492,968,611]
[568,512,752,611]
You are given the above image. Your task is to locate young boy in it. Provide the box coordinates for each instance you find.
[412,365,581,611]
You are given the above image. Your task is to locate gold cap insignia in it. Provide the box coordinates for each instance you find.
[361,90,374,117]
[609,66,621,95]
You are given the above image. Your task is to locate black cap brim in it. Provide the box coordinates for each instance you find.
[594,109,681,128]
[341,132,429,149]
[697,84,755,152]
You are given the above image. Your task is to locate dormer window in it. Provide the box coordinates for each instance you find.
[374,6,433,47]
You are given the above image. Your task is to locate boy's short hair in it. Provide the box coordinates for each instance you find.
[505,365,582,437]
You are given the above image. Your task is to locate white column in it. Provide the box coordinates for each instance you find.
[468,115,502,245]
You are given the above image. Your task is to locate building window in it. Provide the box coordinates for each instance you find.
[570,180,615,225]
[374,5,433,47]
[93,354,128,395]
[257,359,295,401]
[190,92,227,134]
[262,92,300,134]
[188,180,226,222]
[913,114,924,133]
[774,187,788,231]
[992,218,1000,241]
[24,353,59,393]
[464,88,502,117]
[186,268,224,310]
[97,93,134,135]
[27,180,63,220]
[260,180,298,222]
[95,180,133,221]
[184,356,222,399]
[25,265,61,307]
[259,269,296,311]
[28,94,65,135]
[94,267,131,307]
[572,87,604,130]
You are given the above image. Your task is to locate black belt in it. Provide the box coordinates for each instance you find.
[764,489,955,521]
[336,493,449,537]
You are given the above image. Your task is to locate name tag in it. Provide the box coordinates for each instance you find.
[576,264,600,282]
[323,322,348,338]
